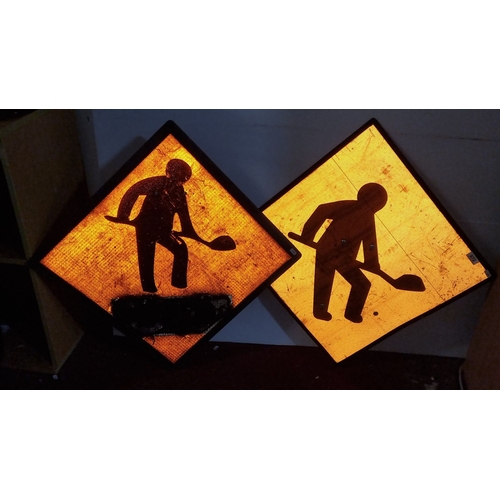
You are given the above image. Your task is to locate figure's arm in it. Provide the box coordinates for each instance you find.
[299,203,335,245]
[115,178,160,220]
[362,216,380,271]
[174,188,200,240]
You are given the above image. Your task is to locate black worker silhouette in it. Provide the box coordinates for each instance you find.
[288,183,425,324]
[106,159,236,293]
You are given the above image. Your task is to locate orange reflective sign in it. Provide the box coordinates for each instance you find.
[42,121,298,363]
[263,119,493,362]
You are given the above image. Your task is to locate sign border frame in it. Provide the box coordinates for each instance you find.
[36,119,302,364]
[261,118,496,362]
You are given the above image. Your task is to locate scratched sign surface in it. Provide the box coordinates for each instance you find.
[263,120,492,362]
[42,121,296,362]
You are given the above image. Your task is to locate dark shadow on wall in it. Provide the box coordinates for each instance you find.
[97,137,148,191]
[257,289,318,347]
[75,110,149,196]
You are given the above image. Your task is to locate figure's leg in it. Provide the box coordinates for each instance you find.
[313,256,335,321]
[136,230,157,293]
[158,234,188,289]
[341,268,371,323]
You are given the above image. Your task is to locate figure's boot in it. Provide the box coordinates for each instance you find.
[313,306,333,321]
[344,272,371,323]
[142,282,158,293]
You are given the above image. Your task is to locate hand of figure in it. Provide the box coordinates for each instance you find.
[365,261,381,272]
[105,215,131,224]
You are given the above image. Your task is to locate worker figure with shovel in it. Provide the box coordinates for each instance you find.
[289,183,425,323]
[106,158,235,293]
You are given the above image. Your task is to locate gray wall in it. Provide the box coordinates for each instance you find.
[76,110,500,358]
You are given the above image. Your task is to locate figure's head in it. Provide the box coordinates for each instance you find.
[166,159,192,183]
[357,183,388,212]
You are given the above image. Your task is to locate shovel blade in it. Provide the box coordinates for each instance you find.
[392,274,426,292]
[208,235,236,251]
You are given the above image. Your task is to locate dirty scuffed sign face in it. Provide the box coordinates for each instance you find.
[42,120,298,362]
[263,119,493,362]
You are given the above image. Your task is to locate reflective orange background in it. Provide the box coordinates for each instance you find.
[264,124,490,361]
[42,135,292,361]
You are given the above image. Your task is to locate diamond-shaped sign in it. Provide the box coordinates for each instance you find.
[42,120,299,362]
[263,119,493,362]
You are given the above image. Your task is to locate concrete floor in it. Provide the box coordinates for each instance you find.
[0,328,464,389]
